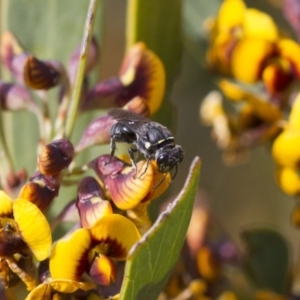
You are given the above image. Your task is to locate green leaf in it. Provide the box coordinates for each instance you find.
[119,156,201,300]
[241,228,290,294]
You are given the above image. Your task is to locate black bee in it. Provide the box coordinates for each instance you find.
[108,108,184,186]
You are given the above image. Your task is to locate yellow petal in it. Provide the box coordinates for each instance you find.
[79,197,113,229]
[50,228,92,280]
[217,0,246,31]
[119,42,166,114]
[25,280,95,300]
[243,9,278,41]
[231,39,276,83]
[89,254,117,286]
[90,214,141,260]
[289,92,300,130]
[272,130,300,168]
[219,80,281,122]
[106,160,154,210]
[262,61,293,95]
[50,279,95,293]
[278,39,300,78]
[276,167,300,196]
[143,161,171,202]
[13,198,52,261]
[25,283,52,300]
[0,190,13,216]
[196,246,219,281]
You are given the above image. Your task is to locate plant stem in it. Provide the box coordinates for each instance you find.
[64,0,99,139]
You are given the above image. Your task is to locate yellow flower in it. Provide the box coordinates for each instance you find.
[200,82,281,164]
[49,214,141,287]
[207,0,300,95]
[0,191,52,290]
[25,278,95,300]
[272,92,300,168]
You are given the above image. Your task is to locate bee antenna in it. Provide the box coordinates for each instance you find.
[171,164,178,180]
[153,172,168,189]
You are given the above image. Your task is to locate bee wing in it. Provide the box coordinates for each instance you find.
[108,108,150,124]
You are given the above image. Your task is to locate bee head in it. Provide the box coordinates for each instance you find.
[155,145,184,178]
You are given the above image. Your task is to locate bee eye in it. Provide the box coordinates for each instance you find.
[157,153,167,165]
[156,152,171,172]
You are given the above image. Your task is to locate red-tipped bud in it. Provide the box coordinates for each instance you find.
[18,171,60,211]
[38,139,74,176]
[0,81,36,111]
[77,177,112,228]
[24,56,66,90]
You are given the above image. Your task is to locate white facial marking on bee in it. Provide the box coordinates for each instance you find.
[145,142,151,149]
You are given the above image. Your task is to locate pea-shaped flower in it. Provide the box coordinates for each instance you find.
[0,191,52,290]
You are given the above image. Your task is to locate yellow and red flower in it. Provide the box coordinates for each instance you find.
[0,191,52,290]
[206,0,300,95]
[49,214,140,286]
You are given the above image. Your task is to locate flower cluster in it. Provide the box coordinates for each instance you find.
[201,0,300,207]
[0,30,172,299]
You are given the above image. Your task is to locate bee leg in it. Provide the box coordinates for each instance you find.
[128,148,139,178]
[139,159,151,179]
[108,136,116,163]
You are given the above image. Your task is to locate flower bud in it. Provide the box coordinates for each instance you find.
[82,77,123,111]
[75,115,115,153]
[0,81,37,111]
[18,171,60,211]
[24,56,66,90]
[1,32,29,84]
[38,139,74,176]
[77,177,112,228]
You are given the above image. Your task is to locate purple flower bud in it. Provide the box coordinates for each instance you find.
[0,81,36,111]
[1,32,28,84]
[75,114,115,153]
[81,77,123,111]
